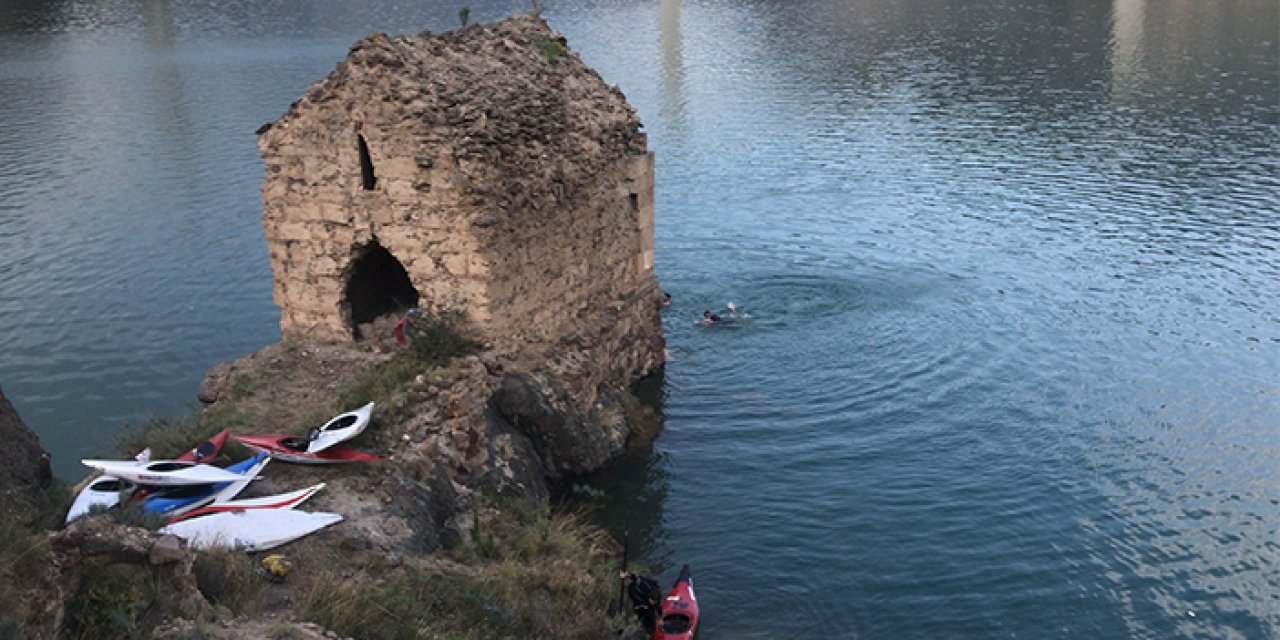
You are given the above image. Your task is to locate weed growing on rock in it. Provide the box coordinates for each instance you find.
[0,516,47,632]
[117,413,222,462]
[407,304,481,368]
[536,35,567,65]
[87,498,170,531]
[192,548,266,615]
[67,562,156,639]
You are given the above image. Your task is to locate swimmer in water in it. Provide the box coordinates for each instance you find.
[703,301,743,325]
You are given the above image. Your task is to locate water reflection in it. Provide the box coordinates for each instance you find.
[658,0,688,137]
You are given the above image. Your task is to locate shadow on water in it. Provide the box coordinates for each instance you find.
[556,372,673,571]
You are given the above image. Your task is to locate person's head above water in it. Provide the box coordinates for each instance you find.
[661,292,672,307]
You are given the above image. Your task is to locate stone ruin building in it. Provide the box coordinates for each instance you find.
[256,17,663,387]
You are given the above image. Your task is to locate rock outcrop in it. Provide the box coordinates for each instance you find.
[23,517,208,639]
[0,385,52,525]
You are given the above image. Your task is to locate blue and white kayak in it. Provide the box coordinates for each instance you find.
[143,452,270,517]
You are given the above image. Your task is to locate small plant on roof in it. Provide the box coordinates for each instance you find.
[537,35,568,65]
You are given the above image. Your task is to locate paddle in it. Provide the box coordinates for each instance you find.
[612,528,629,635]
[615,528,629,614]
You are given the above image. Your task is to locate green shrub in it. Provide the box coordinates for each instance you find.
[407,304,481,368]
[67,563,155,639]
[536,35,567,65]
[87,499,169,532]
[192,548,266,614]
[337,352,423,410]
[116,413,221,461]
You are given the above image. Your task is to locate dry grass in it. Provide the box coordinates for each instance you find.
[192,548,268,615]
[0,515,48,635]
[294,505,637,639]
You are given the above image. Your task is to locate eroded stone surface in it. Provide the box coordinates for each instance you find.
[258,15,663,384]
[0,385,51,526]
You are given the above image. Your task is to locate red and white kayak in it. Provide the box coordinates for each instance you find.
[306,402,374,453]
[178,428,230,463]
[655,565,700,640]
[168,482,326,524]
[231,433,386,464]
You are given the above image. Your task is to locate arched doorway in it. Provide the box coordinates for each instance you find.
[344,240,420,339]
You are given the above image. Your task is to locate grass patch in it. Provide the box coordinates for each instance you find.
[0,517,47,637]
[295,504,634,639]
[66,562,157,640]
[406,304,481,369]
[336,352,427,411]
[338,305,479,410]
[87,499,170,532]
[0,514,48,586]
[192,548,267,615]
[109,306,479,463]
[117,412,222,461]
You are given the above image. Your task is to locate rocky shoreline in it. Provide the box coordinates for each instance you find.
[2,329,663,638]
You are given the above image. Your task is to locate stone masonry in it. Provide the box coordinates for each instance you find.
[257,16,662,387]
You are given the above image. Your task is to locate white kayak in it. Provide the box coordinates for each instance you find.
[65,476,134,524]
[169,482,326,524]
[80,459,245,486]
[306,402,374,453]
[161,509,343,552]
[207,454,271,505]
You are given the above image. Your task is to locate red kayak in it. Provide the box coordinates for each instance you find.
[232,433,386,464]
[134,428,230,500]
[179,428,230,463]
[655,565,699,640]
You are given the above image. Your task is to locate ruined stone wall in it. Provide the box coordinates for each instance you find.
[479,151,655,352]
[261,108,487,339]
[258,17,660,370]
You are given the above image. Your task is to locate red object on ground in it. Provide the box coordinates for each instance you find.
[134,429,231,500]
[654,565,700,640]
[393,316,415,345]
[231,434,387,464]
[178,428,230,463]
[167,484,320,524]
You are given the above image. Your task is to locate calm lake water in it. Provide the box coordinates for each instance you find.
[1,0,1277,637]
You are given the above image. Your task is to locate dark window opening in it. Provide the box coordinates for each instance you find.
[358,134,377,190]
[629,193,639,213]
[345,241,420,340]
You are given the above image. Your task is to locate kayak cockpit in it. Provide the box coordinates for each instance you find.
[660,614,693,634]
